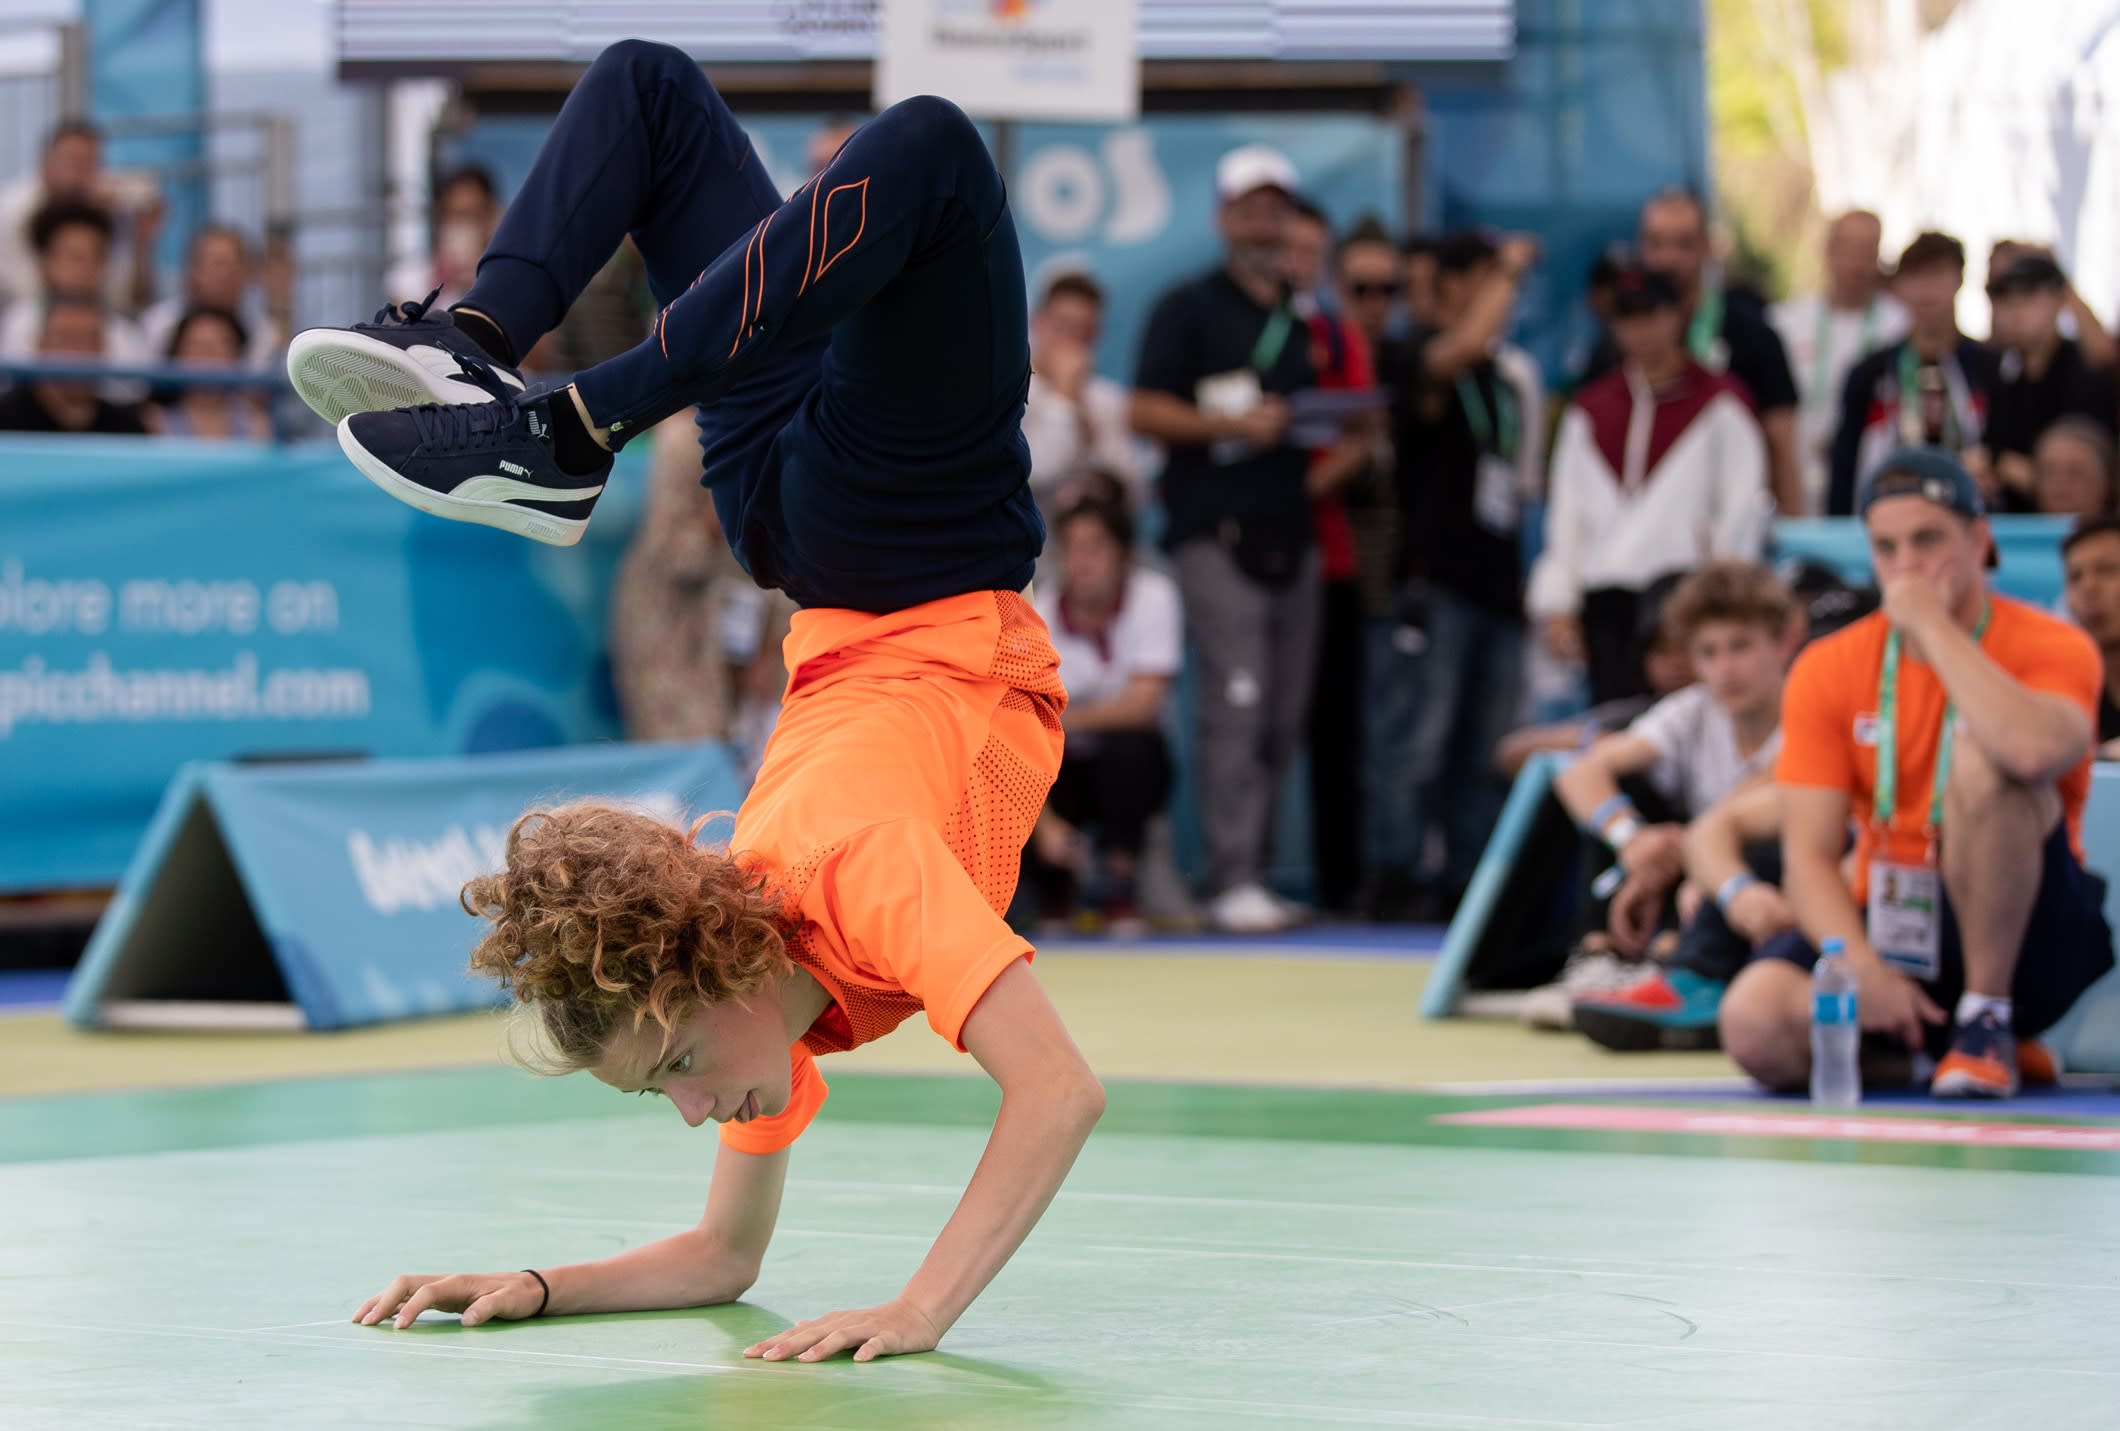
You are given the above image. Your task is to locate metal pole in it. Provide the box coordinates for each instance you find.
[56,21,87,119]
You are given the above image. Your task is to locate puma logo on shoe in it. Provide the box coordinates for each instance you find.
[499,459,531,476]
[527,411,546,440]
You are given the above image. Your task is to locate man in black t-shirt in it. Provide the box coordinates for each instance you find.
[2062,515,2120,758]
[0,294,148,435]
[1978,254,2118,514]
[1581,189,1802,514]
[1131,144,1322,934]
[1827,232,1999,515]
[1375,230,1538,914]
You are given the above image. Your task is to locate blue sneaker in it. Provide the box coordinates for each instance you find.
[1572,967,1728,1052]
[337,393,611,547]
[287,287,526,426]
[1932,1008,2019,1099]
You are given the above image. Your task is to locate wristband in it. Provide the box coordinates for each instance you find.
[1716,871,1759,913]
[1604,815,1643,853]
[522,1268,551,1318]
[1585,794,1636,838]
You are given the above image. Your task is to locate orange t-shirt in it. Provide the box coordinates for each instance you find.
[1775,597,2103,903]
[717,589,1066,1155]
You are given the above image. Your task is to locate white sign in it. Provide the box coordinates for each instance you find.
[874,0,1141,123]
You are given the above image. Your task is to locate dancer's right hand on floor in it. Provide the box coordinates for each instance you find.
[355,1270,545,1328]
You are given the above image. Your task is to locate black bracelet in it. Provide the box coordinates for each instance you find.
[522,1268,551,1318]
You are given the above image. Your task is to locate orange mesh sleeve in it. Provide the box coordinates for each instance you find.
[810,817,1035,1051]
[1775,636,1858,792]
[718,1046,828,1155]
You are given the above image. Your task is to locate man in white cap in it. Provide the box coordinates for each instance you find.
[1131,144,1321,933]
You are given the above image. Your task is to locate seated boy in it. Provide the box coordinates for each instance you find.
[1527,560,1797,1027]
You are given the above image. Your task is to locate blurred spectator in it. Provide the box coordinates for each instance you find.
[1375,230,1539,918]
[1529,563,1795,1032]
[1497,581,1697,781]
[2062,515,2120,757]
[1025,499,1183,935]
[1727,449,2111,1097]
[1400,235,1439,328]
[1827,232,1997,515]
[0,119,160,315]
[1977,254,2118,513]
[2034,418,2118,518]
[1131,144,1319,934]
[1770,211,1908,514]
[147,307,271,440]
[0,200,148,365]
[1572,781,1792,1051]
[1529,264,1771,706]
[1284,200,1382,913]
[609,415,794,766]
[1584,189,1802,514]
[139,226,286,371]
[1985,240,2119,372]
[1024,272,1142,530]
[1334,219,1419,910]
[0,295,148,434]
[387,165,501,308]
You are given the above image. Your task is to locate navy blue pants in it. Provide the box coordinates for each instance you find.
[461,39,1041,611]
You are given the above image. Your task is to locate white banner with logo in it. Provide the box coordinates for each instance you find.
[875,0,1141,122]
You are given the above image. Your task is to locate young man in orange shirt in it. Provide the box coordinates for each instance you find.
[308,44,1104,1362]
[1720,449,2114,1097]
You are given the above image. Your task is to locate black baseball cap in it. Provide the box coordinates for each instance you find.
[1609,263,1682,316]
[1986,253,2067,297]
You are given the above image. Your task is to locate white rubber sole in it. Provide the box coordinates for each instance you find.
[334,420,587,547]
[1930,1068,2018,1099]
[287,328,496,426]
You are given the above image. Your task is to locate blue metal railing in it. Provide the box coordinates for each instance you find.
[0,356,316,443]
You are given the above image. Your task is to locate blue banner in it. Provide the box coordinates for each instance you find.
[67,741,749,1030]
[0,435,648,892]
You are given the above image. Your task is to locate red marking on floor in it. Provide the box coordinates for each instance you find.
[1435,1102,2120,1150]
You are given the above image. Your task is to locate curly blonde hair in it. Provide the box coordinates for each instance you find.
[460,802,792,1074]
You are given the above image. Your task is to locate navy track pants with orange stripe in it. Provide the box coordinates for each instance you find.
[461,38,1040,612]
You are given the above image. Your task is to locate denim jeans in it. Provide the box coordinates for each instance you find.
[1362,614,1427,874]
[1402,587,1525,893]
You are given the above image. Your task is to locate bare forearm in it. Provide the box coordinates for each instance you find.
[1919,622,2091,782]
[1130,391,1225,447]
[543,1225,757,1316]
[900,1084,1103,1333]
[1553,759,1623,829]
[1305,435,1370,497]
[1762,411,1804,515]
[1683,819,1751,893]
[1784,844,1870,959]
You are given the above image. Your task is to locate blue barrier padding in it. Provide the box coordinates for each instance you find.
[64,741,746,1031]
[1420,751,1564,1017]
[2046,764,2120,1072]
[0,435,647,893]
[1773,515,2074,610]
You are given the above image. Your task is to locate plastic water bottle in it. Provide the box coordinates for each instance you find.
[1810,937,1861,1108]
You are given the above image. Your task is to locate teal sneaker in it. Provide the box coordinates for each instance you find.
[1572,967,1728,1052]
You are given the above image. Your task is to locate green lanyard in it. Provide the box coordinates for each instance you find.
[1896,343,1968,449]
[1250,305,1294,375]
[1455,372,1520,460]
[1686,280,1725,364]
[1811,298,1878,410]
[1874,603,1991,837]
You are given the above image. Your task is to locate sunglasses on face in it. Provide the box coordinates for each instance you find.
[1348,280,1402,299]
